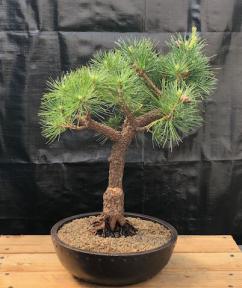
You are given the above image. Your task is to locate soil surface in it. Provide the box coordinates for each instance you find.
[57,216,172,253]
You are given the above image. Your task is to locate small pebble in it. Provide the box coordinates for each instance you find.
[58,216,171,253]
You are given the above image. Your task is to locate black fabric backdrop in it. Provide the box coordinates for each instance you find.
[1,0,242,243]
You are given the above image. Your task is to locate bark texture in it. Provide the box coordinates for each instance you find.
[67,108,164,237]
[92,109,164,236]
[88,72,164,236]
[59,64,165,237]
[93,121,138,237]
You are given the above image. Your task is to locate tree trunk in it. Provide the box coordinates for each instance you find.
[102,139,129,230]
[93,122,137,237]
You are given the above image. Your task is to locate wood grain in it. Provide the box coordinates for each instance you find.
[0,235,241,288]
[0,271,241,288]
[0,235,240,253]
[0,252,242,272]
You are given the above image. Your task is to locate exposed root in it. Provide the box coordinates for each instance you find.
[92,214,137,238]
[92,187,137,237]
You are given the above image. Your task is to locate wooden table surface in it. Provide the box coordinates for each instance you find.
[0,235,241,287]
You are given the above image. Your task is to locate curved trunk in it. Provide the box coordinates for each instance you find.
[102,141,128,230]
[102,124,135,231]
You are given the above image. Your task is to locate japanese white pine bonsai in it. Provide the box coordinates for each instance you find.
[39,27,215,237]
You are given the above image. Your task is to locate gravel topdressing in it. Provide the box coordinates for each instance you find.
[57,216,172,253]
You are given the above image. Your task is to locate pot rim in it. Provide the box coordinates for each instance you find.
[51,212,178,257]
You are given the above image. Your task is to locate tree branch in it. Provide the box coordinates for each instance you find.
[135,109,163,128]
[135,94,191,131]
[117,88,136,125]
[63,124,87,131]
[86,116,121,141]
[133,64,162,98]
[64,114,121,141]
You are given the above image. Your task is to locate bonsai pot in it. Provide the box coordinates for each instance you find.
[51,212,177,286]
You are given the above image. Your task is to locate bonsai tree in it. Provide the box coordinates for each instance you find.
[39,27,215,237]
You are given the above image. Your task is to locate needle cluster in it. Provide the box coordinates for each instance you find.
[39,27,216,148]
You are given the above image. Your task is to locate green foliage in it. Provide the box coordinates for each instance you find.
[91,49,152,115]
[104,111,123,130]
[162,27,215,97]
[39,67,106,142]
[39,27,216,148]
[149,81,203,149]
[116,38,162,84]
